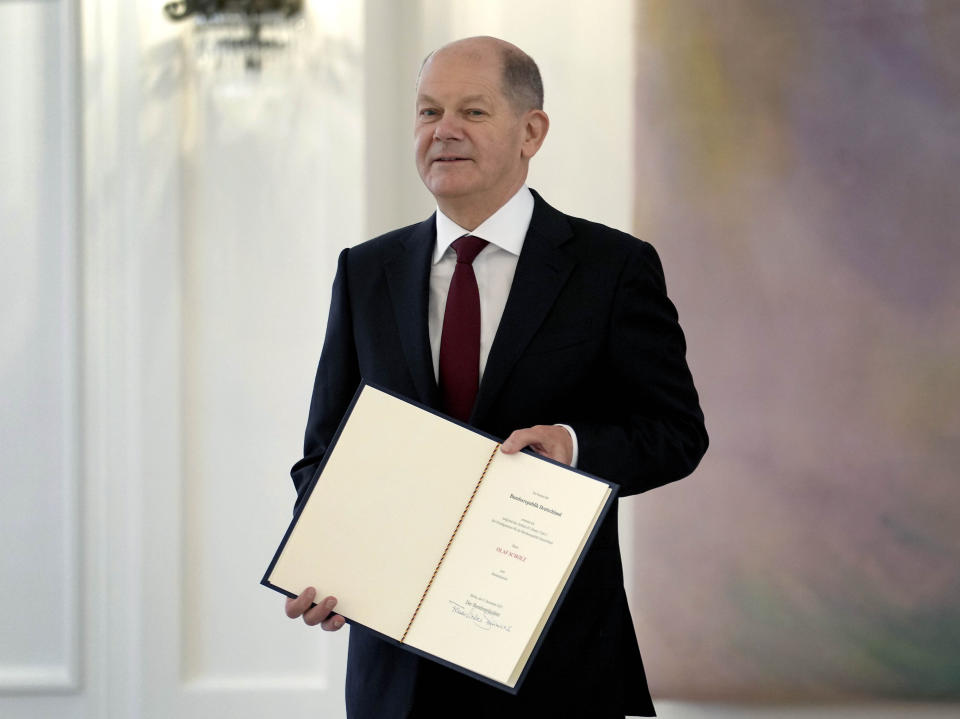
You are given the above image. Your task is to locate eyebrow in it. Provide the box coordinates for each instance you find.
[416,93,492,106]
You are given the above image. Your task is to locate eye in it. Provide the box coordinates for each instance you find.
[465,109,487,117]
[418,108,440,119]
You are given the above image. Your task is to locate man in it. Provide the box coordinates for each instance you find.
[284,36,707,718]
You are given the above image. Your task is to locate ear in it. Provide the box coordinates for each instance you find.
[520,110,550,159]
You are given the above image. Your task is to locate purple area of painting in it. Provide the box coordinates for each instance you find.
[784,9,960,310]
[630,0,960,703]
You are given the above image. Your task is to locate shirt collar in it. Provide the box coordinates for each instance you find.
[433,185,534,264]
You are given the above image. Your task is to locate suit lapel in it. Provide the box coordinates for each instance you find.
[382,215,442,408]
[471,194,575,424]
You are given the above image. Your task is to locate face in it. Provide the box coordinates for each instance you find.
[415,47,538,223]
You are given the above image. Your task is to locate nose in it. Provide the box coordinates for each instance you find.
[432,113,463,142]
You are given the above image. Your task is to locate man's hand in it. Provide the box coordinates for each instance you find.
[501,425,573,465]
[285,586,345,631]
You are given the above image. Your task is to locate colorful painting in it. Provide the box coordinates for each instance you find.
[630,1,960,702]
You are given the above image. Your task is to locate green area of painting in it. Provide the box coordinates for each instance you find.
[849,593,960,699]
[729,574,960,699]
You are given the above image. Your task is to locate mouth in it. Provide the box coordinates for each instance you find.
[433,156,470,164]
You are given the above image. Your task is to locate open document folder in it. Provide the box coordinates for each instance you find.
[262,383,617,693]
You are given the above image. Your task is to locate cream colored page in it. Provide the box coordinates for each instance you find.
[506,498,608,687]
[403,450,611,685]
[267,386,497,640]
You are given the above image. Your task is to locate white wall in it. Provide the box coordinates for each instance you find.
[0,0,81,698]
[1,0,955,717]
[2,0,358,716]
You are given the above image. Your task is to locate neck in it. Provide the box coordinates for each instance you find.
[436,179,526,231]
[439,203,496,232]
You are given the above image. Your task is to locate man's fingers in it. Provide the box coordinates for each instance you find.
[284,589,345,630]
[502,426,550,454]
[501,427,533,453]
[285,586,317,618]
[303,596,344,628]
[501,425,573,464]
[302,596,333,625]
[320,614,346,631]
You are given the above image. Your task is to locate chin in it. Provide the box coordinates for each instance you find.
[427,179,475,200]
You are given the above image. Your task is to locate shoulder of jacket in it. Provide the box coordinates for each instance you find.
[558,212,659,267]
[344,217,431,262]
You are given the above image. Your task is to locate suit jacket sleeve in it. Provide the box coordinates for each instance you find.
[570,240,707,496]
[290,247,361,505]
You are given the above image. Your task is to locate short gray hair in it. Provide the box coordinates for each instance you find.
[500,45,543,112]
[418,42,544,114]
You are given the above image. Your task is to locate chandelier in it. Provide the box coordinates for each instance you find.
[164,0,305,72]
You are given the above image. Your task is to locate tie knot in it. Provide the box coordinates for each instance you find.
[451,235,489,265]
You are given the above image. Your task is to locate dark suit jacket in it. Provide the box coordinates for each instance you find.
[291,190,708,718]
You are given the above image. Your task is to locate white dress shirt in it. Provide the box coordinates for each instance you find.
[428,185,579,464]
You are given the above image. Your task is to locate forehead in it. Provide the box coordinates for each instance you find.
[416,49,506,104]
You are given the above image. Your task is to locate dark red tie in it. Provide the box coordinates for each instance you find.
[439,235,489,422]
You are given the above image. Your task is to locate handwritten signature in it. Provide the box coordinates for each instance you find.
[448,601,512,632]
